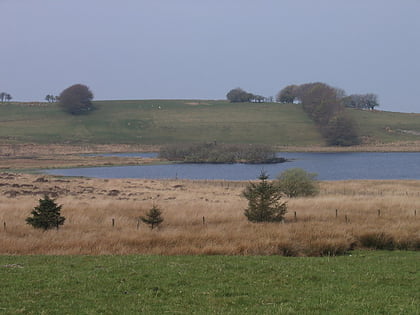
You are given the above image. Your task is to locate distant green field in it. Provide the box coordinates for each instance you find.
[1,100,420,146]
[349,109,420,143]
[1,251,418,314]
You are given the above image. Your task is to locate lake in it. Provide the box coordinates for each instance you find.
[44,152,420,180]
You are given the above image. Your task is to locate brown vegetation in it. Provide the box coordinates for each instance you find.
[0,144,160,170]
[0,173,418,256]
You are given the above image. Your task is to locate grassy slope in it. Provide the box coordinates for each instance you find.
[1,252,419,314]
[349,109,420,143]
[1,100,420,146]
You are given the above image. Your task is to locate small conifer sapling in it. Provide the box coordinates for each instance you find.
[140,205,164,229]
[243,172,287,222]
[26,195,65,230]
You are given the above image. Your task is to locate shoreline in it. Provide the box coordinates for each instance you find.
[2,142,420,172]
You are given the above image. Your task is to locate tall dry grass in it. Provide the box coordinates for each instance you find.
[0,173,419,256]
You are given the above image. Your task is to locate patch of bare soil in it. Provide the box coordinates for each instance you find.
[184,102,210,106]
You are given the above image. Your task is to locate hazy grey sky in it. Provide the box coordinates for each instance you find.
[1,0,419,112]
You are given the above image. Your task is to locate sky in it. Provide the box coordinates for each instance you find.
[1,0,420,112]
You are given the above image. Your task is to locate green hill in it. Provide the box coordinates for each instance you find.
[1,100,420,146]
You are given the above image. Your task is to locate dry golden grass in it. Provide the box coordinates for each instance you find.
[0,173,419,256]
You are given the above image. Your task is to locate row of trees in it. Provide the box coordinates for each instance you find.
[227,86,379,111]
[226,88,272,103]
[45,94,59,103]
[276,82,360,146]
[0,92,12,103]
[342,93,379,110]
[277,84,379,110]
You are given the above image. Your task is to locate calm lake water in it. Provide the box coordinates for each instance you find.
[44,152,420,180]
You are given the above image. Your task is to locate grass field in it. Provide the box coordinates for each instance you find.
[1,252,419,314]
[349,109,420,144]
[1,100,420,147]
[0,100,323,146]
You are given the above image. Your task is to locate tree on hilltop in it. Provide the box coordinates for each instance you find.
[276,85,298,103]
[45,94,57,103]
[226,87,254,103]
[59,84,94,115]
[342,93,379,110]
[0,92,12,103]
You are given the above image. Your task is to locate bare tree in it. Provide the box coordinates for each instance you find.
[343,93,379,110]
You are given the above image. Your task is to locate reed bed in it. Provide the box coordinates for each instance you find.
[0,173,419,256]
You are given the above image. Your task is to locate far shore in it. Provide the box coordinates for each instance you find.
[2,141,420,171]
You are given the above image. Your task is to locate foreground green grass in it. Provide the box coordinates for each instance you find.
[1,251,418,314]
[2,100,420,146]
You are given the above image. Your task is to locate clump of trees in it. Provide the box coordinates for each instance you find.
[159,143,286,164]
[59,84,94,115]
[276,85,299,103]
[140,205,164,229]
[26,195,65,230]
[276,82,360,146]
[243,172,287,222]
[277,168,319,198]
[227,88,253,102]
[45,94,59,103]
[277,84,379,110]
[342,93,379,110]
[226,88,268,103]
[0,92,12,103]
